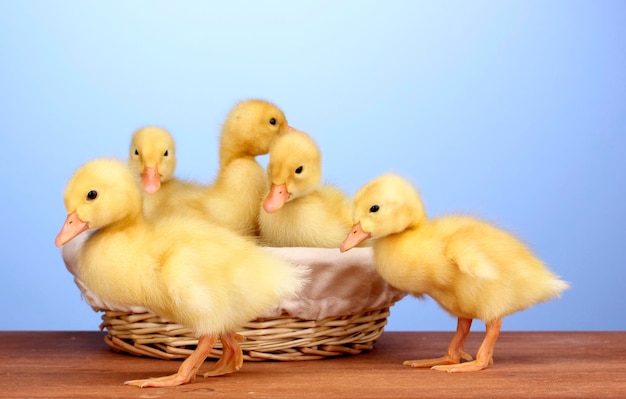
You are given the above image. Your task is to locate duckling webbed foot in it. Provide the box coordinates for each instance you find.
[404,317,474,369]
[431,356,493,372]
[403,352,474,368]
[432,318,502,373]
[125,372,196,388]
[199,332,245,377]
[125,334,217,388]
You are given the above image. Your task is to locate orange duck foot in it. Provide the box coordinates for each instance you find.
[125,372,197,388]
[430,317,502,373]
[199,332,245,377]
[125,334,218,388]
[403,351,474,368]
[431,357,494,373]
[404,317,474,368]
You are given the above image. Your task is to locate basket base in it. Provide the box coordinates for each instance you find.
[100,307,390,361]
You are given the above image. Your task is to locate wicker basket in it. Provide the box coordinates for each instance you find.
[100,306,391,361]
[61,236,407,361]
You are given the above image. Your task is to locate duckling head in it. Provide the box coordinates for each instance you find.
[341,173,426,252]
[128,126,177,194]
[263,130,321,213]
[55,158,142,247]
[219,99,290,165]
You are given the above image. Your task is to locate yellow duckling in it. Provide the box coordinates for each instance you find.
[208,99,292,236]
[55,158,307,388]
[128,126,207,220]
[341,173,568,372]
[259,130,353,247]
[129,126,176,194]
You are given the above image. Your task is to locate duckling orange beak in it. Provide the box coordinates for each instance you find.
[55,212,90,247]
[263,183,289,213]
[141,166,161,194]
[340,222,371,252]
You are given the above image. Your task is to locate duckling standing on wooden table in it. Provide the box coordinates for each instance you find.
[55,158,308,387]
[259,129,354,247]
[341,173,568,372]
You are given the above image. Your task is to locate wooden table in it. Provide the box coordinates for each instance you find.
[0,331,624,398]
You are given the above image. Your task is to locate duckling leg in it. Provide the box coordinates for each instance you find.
[199,332,245,377]
[432,318,502,373]
[403,317,474,368]
[125,334,217,388]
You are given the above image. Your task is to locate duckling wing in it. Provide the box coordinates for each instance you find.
[445,238,500,280]
[442,219,507,281]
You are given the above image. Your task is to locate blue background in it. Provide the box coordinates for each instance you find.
[1,1,624,332]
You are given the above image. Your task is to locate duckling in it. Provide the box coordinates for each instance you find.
[128,126,208,220]
[340,173,568,372]
[128,126,176,195]
[219,99,290,167]
[208,99,291,236]
[259,130,353,247]
[55,158,307,387]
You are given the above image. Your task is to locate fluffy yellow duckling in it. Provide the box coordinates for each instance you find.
[208,99,292,236]
[55,158,307,388]
[129,126,176,194]
[341,173,568,372]
[128,126,207,220]
[259,130,353,247]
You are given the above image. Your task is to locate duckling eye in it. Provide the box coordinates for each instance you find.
[369,205,380,213]
[295,165,303,174]
[164,149,169,156]
[86,190,98,201]
[134,149,139,156]
[269,117,277,126]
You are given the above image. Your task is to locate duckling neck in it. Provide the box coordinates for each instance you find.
[218,134,258,168]
[108,209,144,231]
